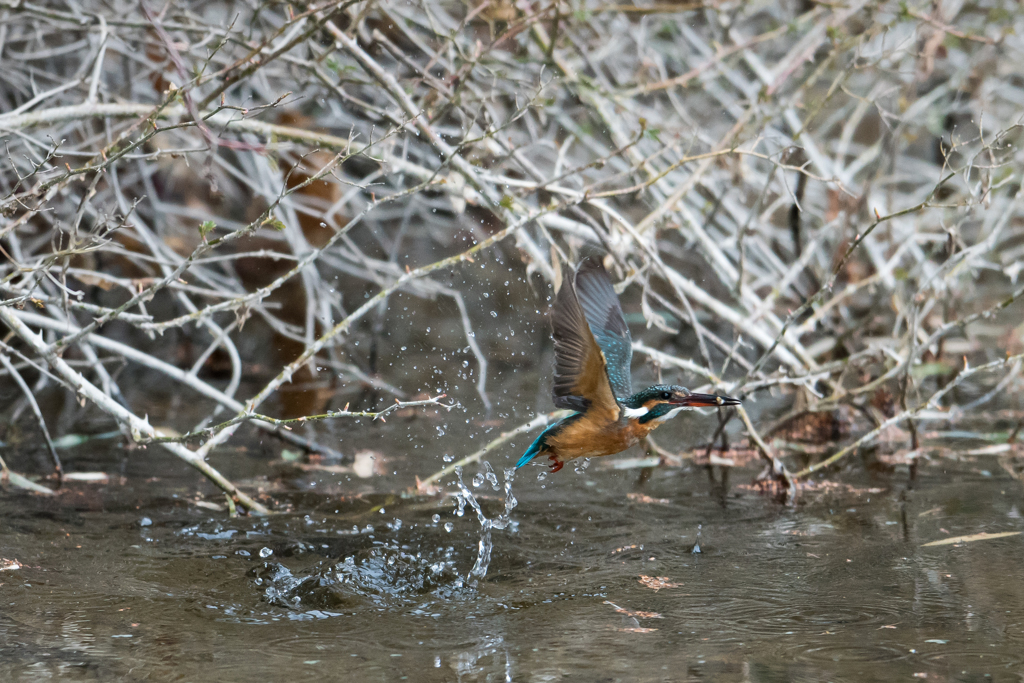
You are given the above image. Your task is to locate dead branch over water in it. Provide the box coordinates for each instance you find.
[0,0,1022,509]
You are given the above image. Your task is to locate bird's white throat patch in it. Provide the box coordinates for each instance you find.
[622,405,691,422]
[622,405,649,419]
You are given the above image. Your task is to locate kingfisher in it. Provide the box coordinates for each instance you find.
[517,257,741,473]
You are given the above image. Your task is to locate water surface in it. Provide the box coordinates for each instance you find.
[2,438,1022,682]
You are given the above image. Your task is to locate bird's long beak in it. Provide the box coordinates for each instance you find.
[673,393,741,407]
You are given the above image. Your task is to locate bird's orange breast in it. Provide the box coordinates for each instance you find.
[545,413,661,463]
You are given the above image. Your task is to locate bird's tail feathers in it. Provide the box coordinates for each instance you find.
[516,423,559,469]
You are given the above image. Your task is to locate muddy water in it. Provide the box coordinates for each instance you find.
[2,430,1023,682]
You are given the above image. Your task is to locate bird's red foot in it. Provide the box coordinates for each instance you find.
[548,456,564,473]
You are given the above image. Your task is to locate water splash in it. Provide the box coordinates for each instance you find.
[483,461,500,490]
[452,464,518,587]
[449,634,513,681]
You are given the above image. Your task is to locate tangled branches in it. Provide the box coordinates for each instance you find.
[1,0,1022,509]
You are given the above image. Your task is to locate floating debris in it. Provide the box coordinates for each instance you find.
[921,531,1022,547]
[63,472,110,483]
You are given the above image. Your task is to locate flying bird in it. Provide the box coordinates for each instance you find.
[517,257,740,472]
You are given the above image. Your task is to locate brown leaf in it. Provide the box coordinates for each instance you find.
[610,544,640,555]
[604,600,662,619]
[415,476,442,496]
[626,492,670,505]
[638,575,681,591]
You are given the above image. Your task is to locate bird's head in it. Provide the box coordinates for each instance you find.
[622,385,741,424]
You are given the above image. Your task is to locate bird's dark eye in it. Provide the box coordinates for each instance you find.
[660,391,670,400]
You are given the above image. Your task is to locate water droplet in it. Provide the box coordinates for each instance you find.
[490,311,498,318]
[259,547,273,558]
[444,522,454,532]
[431,514,441,523]
[442,454,453,462]
[472,473,485,487]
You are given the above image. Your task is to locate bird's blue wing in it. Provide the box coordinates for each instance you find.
[573,257,633,399]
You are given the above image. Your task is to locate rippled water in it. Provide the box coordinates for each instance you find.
[2,437,1023,682]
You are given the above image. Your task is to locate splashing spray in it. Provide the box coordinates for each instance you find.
[452,464,518,586]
